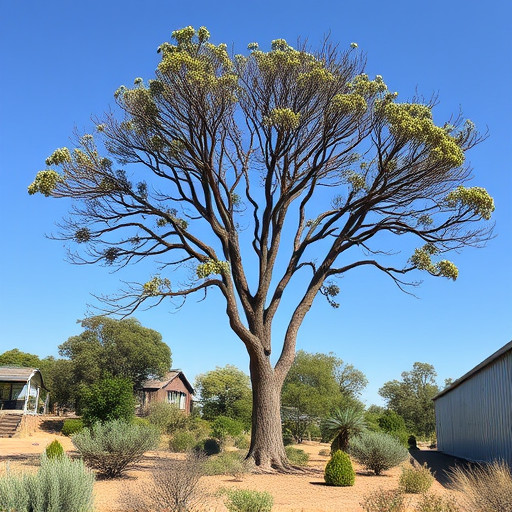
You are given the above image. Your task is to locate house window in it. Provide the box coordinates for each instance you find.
[167,391,186,410]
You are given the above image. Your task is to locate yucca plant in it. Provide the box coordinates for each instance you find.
[322,407,366,453]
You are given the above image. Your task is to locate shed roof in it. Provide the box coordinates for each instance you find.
[142,370,194,394]
[0,366,47,389]
[433,339,512,401]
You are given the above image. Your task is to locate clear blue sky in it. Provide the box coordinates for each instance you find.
[1,0,510,406]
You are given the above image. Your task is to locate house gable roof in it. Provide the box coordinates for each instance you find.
[433,339,512,401]
[141,369,194,395]
[0,366,47,390]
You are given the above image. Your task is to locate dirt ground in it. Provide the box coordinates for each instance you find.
[0,424,458,512]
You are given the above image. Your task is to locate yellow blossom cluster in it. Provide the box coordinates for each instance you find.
[263,107,301,131]
[446,186,494,220]
[45,147,71,166]
[28,169,64,196]
[143,276,171,296]
[196,259,230,279]
[331,93,367,115]
[383,102,464,167]
[411,245,458,280]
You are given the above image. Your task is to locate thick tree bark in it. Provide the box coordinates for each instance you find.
[246,354,290,471]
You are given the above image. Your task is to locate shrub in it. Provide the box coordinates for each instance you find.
[211,416,244,443]
[144,402,188,433]
[282,429,294,446]
[416,493,460,512]
[170,430,197,452]
[324,450,355,487]
[448,460,512,512]
[349,431,408,475]
[196,437,221,455]
[72,419,160,478]
[360,489,408,512]
[234,434,251,450]
[0,455,94,512]
[80,377,135,426]
[408,435,417,449]
[45,439,65,459]
[222,489,273,512]
[61,418,84,436]
[126,453,206,512]
[131,416,150,428]
[285,446,309,466]
[399,463,434,493]
[318,448,330,456]
[202,451,251,478]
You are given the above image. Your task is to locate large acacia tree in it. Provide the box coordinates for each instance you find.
[30,27,494,470]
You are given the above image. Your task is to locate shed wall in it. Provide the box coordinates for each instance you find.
[435,352,512,465]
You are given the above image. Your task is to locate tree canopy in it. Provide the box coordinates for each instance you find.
[30,26,494,469]
[281,350,367,441]
[59,316,172,390]
[0,349,41,368]
[379,362,439,437]
[194,365,252,427]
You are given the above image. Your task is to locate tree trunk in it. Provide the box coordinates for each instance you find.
[247,355,290,471]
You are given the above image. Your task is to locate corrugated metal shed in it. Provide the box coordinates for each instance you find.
[433,341,512,465]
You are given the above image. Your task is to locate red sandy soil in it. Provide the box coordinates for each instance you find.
[0,422,458,511]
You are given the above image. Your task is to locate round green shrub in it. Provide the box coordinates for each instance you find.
[223,489,273,512]
[195,437,221,455]
[61,418,84,437]
[170,430,197,452]
[45,439,65,459]
[285,446,309,466]
[399,463,434,493]
[349,431,408,475]
[324,450,355,487]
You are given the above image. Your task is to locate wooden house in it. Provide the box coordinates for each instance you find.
[141,370,194,414]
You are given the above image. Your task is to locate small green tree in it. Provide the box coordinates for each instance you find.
[379,362,440,437]
[194,365,252,427]
[80,376,135,426]
[0,349,41,367]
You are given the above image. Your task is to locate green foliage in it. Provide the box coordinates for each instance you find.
[324,450,355,487]
[61,418,84,436]
[131,416,150,428]
[80,376,135,426]
[282,428,294,446]
[416,493,460,512]
[59,316,172,391]
[194,365,252,428]
[349,431,409,475]
[379,362,440,438]
[72,419,160,478]
[222,489,273,512]
[169,430,197,452]
[360,489,408,512]
[285,446,309,466]
[202,451,251,477]
[211,416,244,442]
[0,455,94,512]
[45,440,65,459]
[321,407,366,453]
[0,348,41,367]
[196,437,221,456]
[145,402,188,433]
[282,351,367,442]
[399,463,434,493]
[234,434,251,450]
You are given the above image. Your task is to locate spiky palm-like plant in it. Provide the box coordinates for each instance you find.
[322,407,366,453]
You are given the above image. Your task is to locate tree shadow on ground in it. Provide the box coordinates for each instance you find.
[39,419,64,433]
[409,448,472,488]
